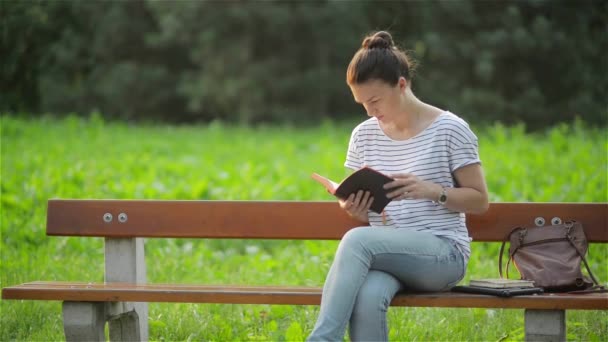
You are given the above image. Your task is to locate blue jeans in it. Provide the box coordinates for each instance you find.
[307,227,465,342]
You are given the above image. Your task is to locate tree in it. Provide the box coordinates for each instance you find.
[2,0,606,128]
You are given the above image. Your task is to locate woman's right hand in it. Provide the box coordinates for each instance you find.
[339,190,373,222]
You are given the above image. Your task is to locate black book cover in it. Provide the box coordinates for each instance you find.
[311,167,394,214]
[451,285,544,297]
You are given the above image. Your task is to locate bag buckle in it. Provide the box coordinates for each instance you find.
[565,221,574,238]
[518,229,527,244]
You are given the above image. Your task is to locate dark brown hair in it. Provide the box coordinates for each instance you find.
[346,31,416,86]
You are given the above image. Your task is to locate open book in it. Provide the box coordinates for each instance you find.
[469,278,535,289]
[311,167,394,214]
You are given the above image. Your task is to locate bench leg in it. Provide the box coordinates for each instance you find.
[106,237,148,341]
[108,309,141,341]
[524,309,565,342]
[62,301,106,341]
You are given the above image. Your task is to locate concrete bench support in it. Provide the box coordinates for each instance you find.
[108,309,141,341]
[60,238,148,341]
[524,309,565,342]
[105,237,148,341]
[63,301,105,341]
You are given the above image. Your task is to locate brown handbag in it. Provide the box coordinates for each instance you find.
[499,220,602,292]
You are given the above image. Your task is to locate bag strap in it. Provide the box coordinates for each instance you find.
[505,248,518,279]
[564,222,602,288]
[499,237,507,278]
[499,226,524,279]
[568,238,601,286]
[555,221,605,294]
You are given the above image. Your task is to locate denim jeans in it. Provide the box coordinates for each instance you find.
[307,227,465,342]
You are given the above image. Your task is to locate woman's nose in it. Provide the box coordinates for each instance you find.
[365,106,374,117]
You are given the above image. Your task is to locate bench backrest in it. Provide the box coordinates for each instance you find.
[47,200,607,242]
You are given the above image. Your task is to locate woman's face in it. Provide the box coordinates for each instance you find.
[349,78,406,123]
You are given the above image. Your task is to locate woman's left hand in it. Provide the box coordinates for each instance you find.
[384,173,441,201]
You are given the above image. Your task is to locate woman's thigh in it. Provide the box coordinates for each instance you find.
[342,227,465,291]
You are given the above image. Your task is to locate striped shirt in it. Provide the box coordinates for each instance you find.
[344,111,481,264]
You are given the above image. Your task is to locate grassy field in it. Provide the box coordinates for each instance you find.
[1,115,607,341]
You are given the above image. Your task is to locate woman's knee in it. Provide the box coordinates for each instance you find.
[335,227,375,259]
[340,226,373,249]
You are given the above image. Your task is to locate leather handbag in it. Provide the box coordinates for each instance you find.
[499,220,602,292]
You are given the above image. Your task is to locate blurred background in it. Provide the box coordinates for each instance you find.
[2,0,607,129]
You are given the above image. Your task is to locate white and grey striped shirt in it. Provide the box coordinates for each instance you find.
[344,111,481,264]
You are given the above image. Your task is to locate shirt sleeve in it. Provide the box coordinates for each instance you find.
[447,119,481,173]
[344,126,363,171]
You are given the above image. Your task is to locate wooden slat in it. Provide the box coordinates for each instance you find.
[3,282,607,310]
[47,200,607,242]
[468,202,607,242]
[47,200,360,240]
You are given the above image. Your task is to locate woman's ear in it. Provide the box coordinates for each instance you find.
[398,77,408,91]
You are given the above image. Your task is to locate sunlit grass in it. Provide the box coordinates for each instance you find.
[1,115,606,341]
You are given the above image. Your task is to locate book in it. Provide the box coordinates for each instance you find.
[311,167,394,214]
[469,278,535,289]
[451,285,544,297]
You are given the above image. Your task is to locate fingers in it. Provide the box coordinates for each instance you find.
[385,173,424,200]
[384,173,414,190]
[385,178,411,199]
[387,187,409,200]
[339,193,357,211]
[385,177,438,201]
[350,190,369,213]
[355,191,372,213]
[386,179,415,199]
[340,191,373,218]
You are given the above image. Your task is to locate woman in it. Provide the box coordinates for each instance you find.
[307,31,489,341]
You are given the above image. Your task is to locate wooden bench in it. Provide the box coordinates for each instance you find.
[2,200,607,341]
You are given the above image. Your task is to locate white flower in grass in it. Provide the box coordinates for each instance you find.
[182,242,193,253]
[245,245,260,255]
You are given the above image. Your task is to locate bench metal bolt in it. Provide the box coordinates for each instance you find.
[118,213,128,223]
[103,213,113,223]
[534,217,545,226]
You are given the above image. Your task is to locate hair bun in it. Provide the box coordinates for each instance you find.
[362,31,394,49]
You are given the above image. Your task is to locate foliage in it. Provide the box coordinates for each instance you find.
[2,1,607,127]
[1,116,606,340]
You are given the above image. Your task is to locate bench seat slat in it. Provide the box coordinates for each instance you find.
[46,200,608,242]
[3,282,606,310]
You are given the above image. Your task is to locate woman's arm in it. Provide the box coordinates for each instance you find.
[440,164,489,214]
[385,163,489,214]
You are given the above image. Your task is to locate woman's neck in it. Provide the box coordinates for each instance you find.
[385,90,441,135]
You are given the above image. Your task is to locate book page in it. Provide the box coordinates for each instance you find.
[469,278,534,288]
[311,173,339,194]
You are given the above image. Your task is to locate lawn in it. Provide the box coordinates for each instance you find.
[1,115,606,341]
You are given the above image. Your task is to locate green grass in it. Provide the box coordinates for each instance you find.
[1,114,607,341]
